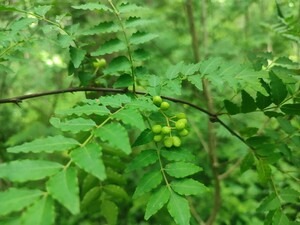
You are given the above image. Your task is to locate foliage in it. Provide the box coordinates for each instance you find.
[0,1,300,225]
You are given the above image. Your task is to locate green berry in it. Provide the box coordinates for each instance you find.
[175,120,186,130]
[161,126,171,134]
[176,113,186,119]
[164,137,173,148]
[153,96,163,107]
[152,125,162,134]
[160,101,170,110]
[172,136,181,147]
[178,118,187,124]
[93,58,106,68]
[153,135,163,142]
[179,129,189,137]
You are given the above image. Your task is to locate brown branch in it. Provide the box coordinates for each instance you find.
[218,158,243,180]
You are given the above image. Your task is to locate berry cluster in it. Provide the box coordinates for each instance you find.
[151,96,189,148]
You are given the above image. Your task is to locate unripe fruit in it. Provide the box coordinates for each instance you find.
[153,135,163,142]
[160,101,170,110]
[153,96,163,107]
[172,136,181,147]
[178,118,187,124]
[175,120,186,130]
[179,129,189,137]
[152,125,162,134]
[176,113,186,119]
[164,137,173,148]
[93,58,107,68]
[161,126,171,134]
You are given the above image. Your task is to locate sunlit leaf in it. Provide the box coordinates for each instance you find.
[72,3,111,12]
[133,170,162,198]
[126,149,158,172]
[113,108,145,130]
[91,38,127,56]
[167,192,190,225]
[50,117,96,133]
[171,179,208,196]
[56,104,110,116]
[165,162,202,178]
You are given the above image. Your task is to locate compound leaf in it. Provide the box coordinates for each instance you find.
[165,162,202,178]
[50,117,96,133]
[272,210,290,225]
[101,200,118,225]
[269,71,288,105]
[83,21,120,35]
[113,108,145,130]
[103,56,131,75]
[56,104,110,116]
[69,47,86,68]
[99,94,131,108]
[241,90,256,113]
[160,149,196,162]
[171,179,208,196]
[167,192,190,225]
[72,3,111,12]
[126,149,158,172]
[91,38,127,56]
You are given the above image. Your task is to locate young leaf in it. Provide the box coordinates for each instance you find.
[167,192,191,225]
[269,71,288,105]
[56,104,110,116]
[69,47,86,68]
[133,170,163,198]
[241,90,257,113]
[272,210,290,225]
[72,3,111,12]
[0,188,44,216]
[70,143,106,181]
[160,149,196,162]
[256,92,272,109]
[0,160,63,182]
[280,104,300,115]
[113,108,145,130]
[145,186,170,220]
[101,200,119,225]
[7,135,80,153]
[46,167,80,215]
[171,179,208,196]
[94,123,131,154]
[21,196,55,225]
[49,117,96,133]
[126,149,158,172]
[165,162,202,178]
[224,100,240,115]
[91,38,127,56]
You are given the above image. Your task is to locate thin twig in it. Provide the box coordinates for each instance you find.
[218,158,243,180]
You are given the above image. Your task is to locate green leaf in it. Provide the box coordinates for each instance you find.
[91,38,127,56]
[49,117,96,133]
[83,21,120,35]
[165,162,202,178]
[113,74,133,88]
[171,179,208,196]
[130,32,158,45]
[57,34,73,48]
[125,17,153,29]
[118,3,145,14]
[7,135,80,153]
[256,92,272,109]
[132,129,154,147]
[57,104,110,116]
[81,187,101,209]
[240,152,255,173]
[0,160,63,182]
[10,18,37,32]
[103,184,129,201]
[163,79,182,96]
[94,123,131,154]
[99,94,131,108]
[256,159,271,185]
[103,56,131,75]
[257,193,281,212]
[69,47,86,68]
[269,71,288,105]
[160,148,196,162]
[280,188,300,204]
[241,90,257,113]
[0,188,44,216]
[181,63,201,76]
[145,186,170,220]
[113,108,145,130]
[224,100,240,115]
[126,149,158,172]
[72,3,111,11]
[166,62,185,80]
[70,143,106,181]
[167,192,191,225]
[33,5,52,16]
[280,104,300,115]
[126,97,157,112]
[101,200,118,225]
[133,170,163,198]
[21,196,55,225]
[187,75,203,91]
[46,167,80,215]
[272,210,290,225]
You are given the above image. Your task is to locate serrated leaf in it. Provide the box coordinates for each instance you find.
[167,192,191,225]
[113,108,145,130]
[21,196,55,225]
[99,94,132,108]
[130,32,158,45]
[125,17,153,29]
[280,188,300,204]
[119,3,144,14]
[187,75,203,91]
[56,104,110,116]
[126,149,158,172]
[145,186,170,220]
[57,34,73,48]
[269,71,288,105]
[83,21,120,35]
[181,63,201,76]
[0,188,44,216]
[72,3,111,11]
[166,62,185,80]
[69,47,86,68]
[10,18,37,32]
[171,179,208,196]
[91,38,127,56]
[33,5,52,16]
[163,79,182,96]
[160,149,196,162]
[241,90,257,113]
[49,117,96,133]
[103,184,129,201]
[0,160,63,182]
[70,143,106,181]
[46,167,80,215]
[104,56,131,75]
[224,100,240,115]
[272,210,290,225]
[200,57,222,75]
[101,200,118,225]
[165,162,202,178]
[280,104,300,115]
[7,135,80,153]
[126,97,157,112]
[132,129,154,147]
[113,74,133,88]
[94,123,131,154]
[256,159,271,185]
[257,193,281,212]
[240,152,255,173]
[133,170,162,198]
[256,92,272,109]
